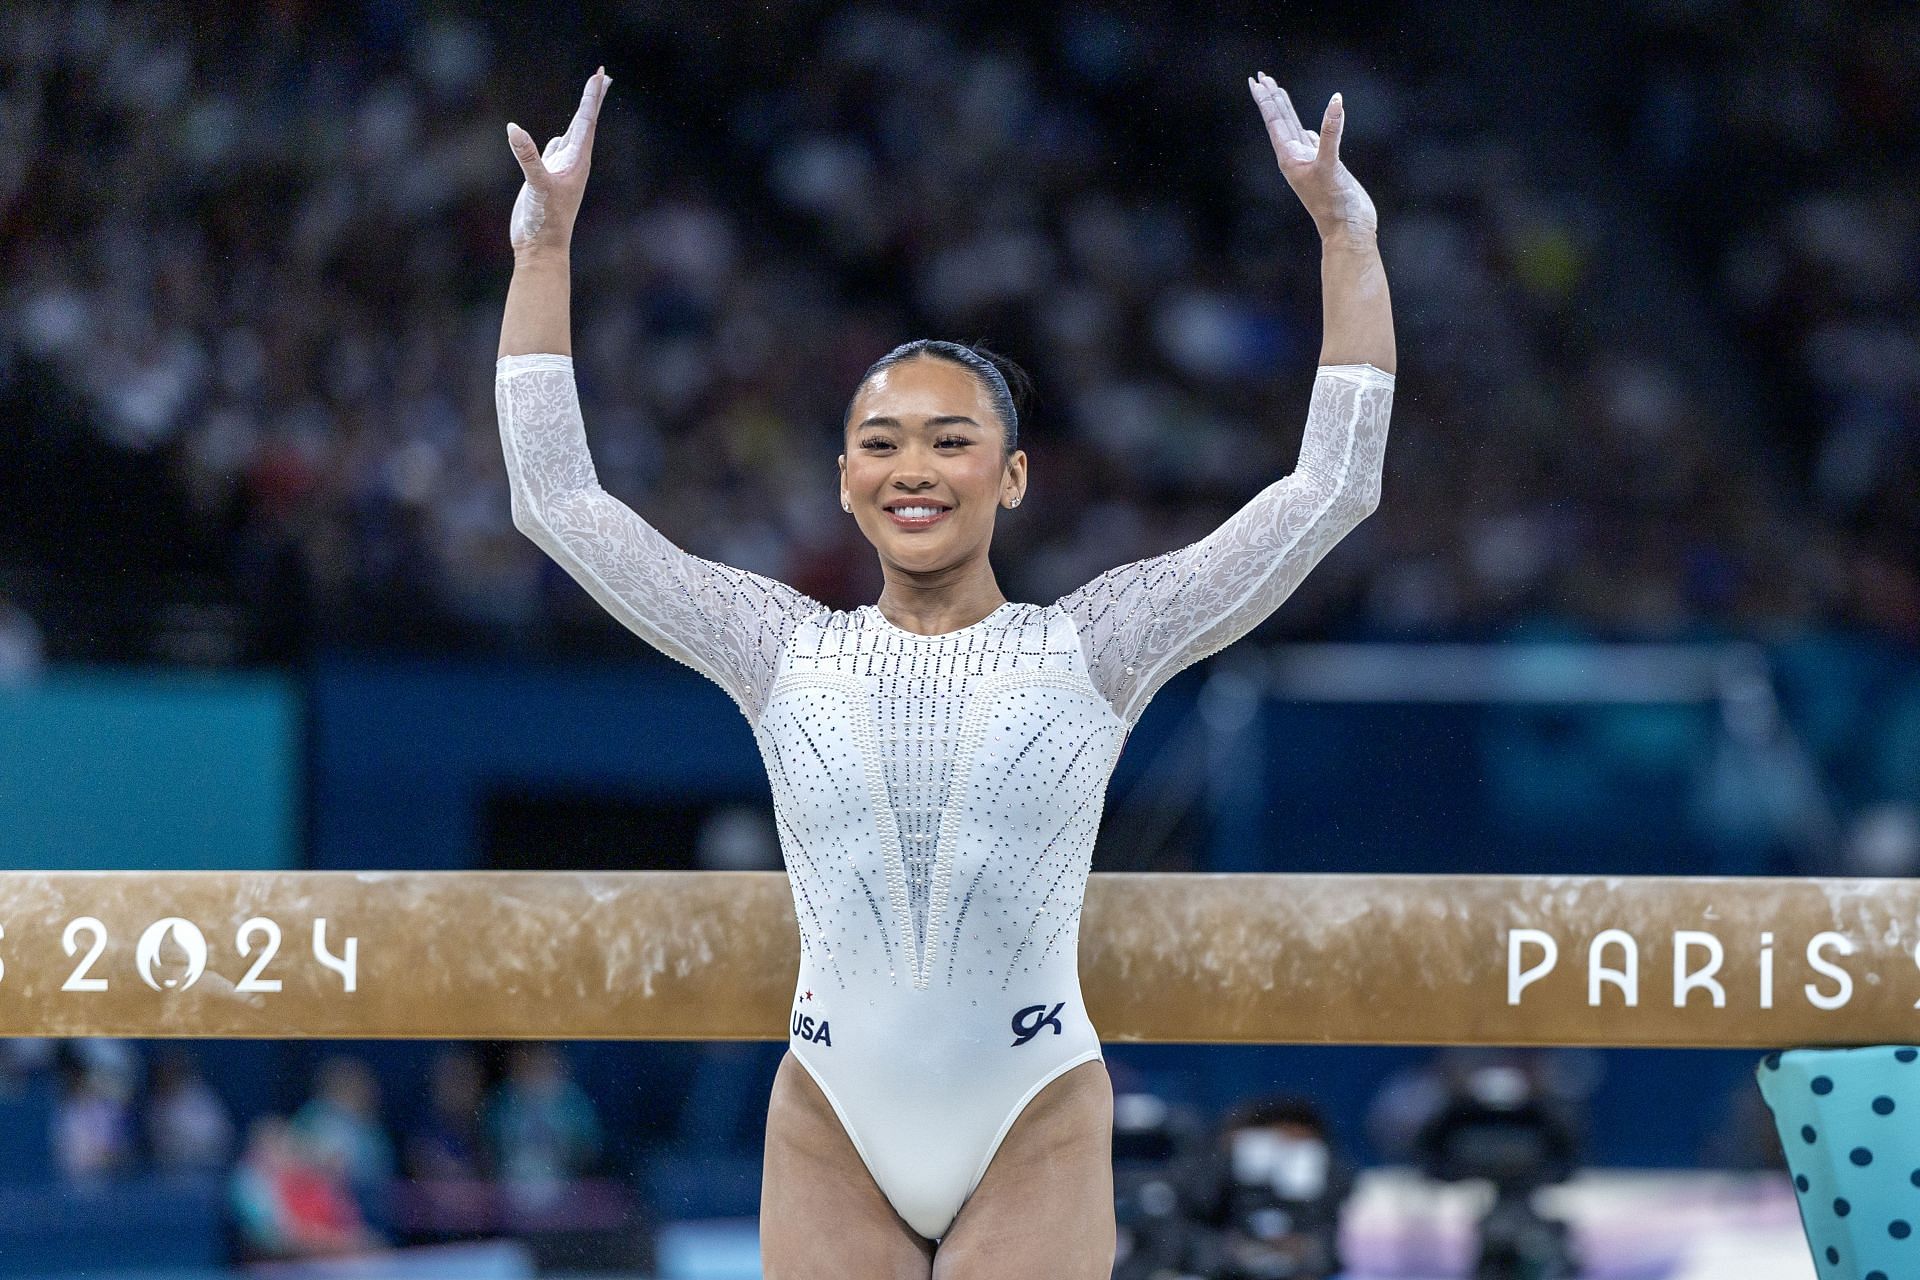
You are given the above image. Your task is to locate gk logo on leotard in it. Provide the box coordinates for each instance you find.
[1011,1001,1064,1047]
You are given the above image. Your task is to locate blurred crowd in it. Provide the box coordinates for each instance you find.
[0,0,1913,666]
[0,1037,610,1264]
[1603,0,1918,638]
[0,1031,1786,1278]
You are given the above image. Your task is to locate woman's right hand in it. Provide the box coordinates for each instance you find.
[506,67,611,257]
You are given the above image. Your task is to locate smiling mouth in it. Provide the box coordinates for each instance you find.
[884,506,951,530]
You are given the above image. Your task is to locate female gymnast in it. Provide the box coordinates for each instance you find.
[496,65,1395,1280]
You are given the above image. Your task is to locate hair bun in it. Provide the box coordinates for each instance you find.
[968,341,1035,422]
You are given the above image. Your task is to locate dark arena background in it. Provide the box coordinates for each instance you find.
[1,1,1916,1278]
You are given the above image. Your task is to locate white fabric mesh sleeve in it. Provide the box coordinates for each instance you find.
[495,353,827,722]
[1056,362,1395,726]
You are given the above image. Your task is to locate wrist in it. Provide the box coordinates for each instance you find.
[513,243,572,269]
[1320,224,1379,252]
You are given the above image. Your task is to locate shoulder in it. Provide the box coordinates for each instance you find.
[771,603,870,656]
[1014,601,1070,637]
[815,604,869,633]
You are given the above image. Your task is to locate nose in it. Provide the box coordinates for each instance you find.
[888,461,939,491]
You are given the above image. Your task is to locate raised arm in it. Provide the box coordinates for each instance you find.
[497,71,824,721]
[1058,364,1392,724]
[1059,74,1397,726]
[1248,71,1394,373]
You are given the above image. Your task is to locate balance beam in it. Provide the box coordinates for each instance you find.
[0,872,1912,1045]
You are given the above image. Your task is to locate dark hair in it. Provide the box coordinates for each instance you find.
[1224,1094,1330,1137]
[843,338,1032,456]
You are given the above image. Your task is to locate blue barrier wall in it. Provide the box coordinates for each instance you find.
[0,669,299,870]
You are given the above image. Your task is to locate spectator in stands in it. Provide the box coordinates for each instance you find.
[1841,801,1920,879]
[403,1046,491,1181]
[231,1115,384,1261]
[290,1055,396,1231]
[485,1043,603,1208]
[51,1051,137,1183]
[0,1037,58,1090]
[143,1046,235,1174]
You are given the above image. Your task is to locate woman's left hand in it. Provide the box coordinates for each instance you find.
[1247,72,1378,242]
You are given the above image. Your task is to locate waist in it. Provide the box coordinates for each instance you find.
[788,979,1096,1067]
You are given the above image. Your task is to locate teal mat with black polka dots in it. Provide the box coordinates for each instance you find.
[1757,1046,1920,1280]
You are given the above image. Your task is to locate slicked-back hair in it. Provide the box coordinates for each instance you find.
[843,339,1032,457]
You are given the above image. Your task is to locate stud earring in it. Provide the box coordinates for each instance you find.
[842,499,851,512]
[1009,497,1021,508]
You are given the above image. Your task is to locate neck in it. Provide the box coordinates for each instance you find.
[874,574,1008,635]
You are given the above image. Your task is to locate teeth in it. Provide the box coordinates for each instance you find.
[891,506,944,519]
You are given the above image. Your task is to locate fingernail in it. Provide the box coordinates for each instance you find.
[1333,93,1343,108]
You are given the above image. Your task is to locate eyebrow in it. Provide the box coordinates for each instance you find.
[855,415,983,431]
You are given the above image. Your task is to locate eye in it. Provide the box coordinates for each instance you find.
[859,436,972,450]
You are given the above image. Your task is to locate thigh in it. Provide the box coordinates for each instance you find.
[760,1051,935,1280]
[932,1059,1116,1280]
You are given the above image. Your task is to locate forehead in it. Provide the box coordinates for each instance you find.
[851,357,992,424]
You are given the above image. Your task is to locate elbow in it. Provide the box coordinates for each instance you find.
[509,483,604,560]
[513,510,560,559]
[1314,481,1379,544]
[1353,478,1382,521]
[1343,460,1384,523]
[1301,469,1381,528]
[508,490,538,538]
[508,489,555,547]
[1328,491,1378,538]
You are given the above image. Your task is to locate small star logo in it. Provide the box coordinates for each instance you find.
[803,991,813,1002]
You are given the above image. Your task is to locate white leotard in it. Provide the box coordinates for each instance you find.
[496,352,1394,1239]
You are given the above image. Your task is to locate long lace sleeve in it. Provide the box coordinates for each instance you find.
[496,353,827,722]
[1056,362,1395,726]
